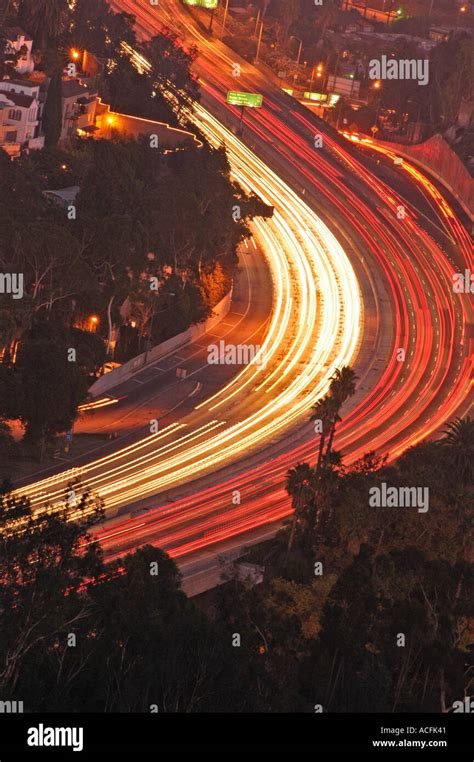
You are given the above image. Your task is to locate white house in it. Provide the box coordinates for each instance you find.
[60,78,99,142]
[3,27,35,74]
[0,79,44,156]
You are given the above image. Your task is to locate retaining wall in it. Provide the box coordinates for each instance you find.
[89,289,233,398]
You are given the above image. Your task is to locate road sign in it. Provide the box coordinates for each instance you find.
[183,0,218,7]
[226,91,263,108]
[65,430,73,443]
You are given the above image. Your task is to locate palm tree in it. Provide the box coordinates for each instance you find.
[316,0,340,44]
[285,463,315,550]
[330,365,358,403]
[310,394,339,471]
[19,0,67,49]
[323,366,358,461]
[440,416,473,484]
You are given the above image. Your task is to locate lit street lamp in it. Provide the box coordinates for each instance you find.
[372,80,383,132]
[458,4,468,23]
[310,62,324,92]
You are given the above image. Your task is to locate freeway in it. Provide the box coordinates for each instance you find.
[20,1,473,564]
[18,38,363,517]
[113,0,472,455]
[17,231,273,475]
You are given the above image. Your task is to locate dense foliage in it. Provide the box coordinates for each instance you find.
[0,413,471,712]
[0,0,270,456]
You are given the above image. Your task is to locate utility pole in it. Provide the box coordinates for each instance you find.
[254,8,261,35]
[238,105,245,135]
[297,39,303,66]
[255,20,264,63]
[209,7,215,33]
[222,0,230,36]
[144,298,157,364]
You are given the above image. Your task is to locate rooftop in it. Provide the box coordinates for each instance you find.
[0,78,39,89]
[43,186,81,205]
[0,90,35,109]
[61,79,95,99]
[4,27,33,42]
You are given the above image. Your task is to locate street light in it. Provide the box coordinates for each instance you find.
[372,80,383,132]
[255,20,264,63]
[291,36,303,65]
[310,62,324,92]
[254,7,261,35]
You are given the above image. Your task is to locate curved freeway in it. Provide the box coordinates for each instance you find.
[18,1,473,565]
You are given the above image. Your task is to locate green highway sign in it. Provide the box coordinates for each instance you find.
[226,91,264,108]
[183,0,218,7]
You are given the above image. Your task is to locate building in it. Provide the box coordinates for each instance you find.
[93,99,201,150]
[43,185,80,209]
[0,79,44,156]
[3,27,35,74]
[60,78,99,142]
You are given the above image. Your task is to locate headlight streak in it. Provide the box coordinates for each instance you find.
[17,58,362,521]
[22,0,473,562]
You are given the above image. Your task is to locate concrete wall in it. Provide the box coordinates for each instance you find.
[94,99,201,149]
[376,133,474,221]
[89,289,233,398]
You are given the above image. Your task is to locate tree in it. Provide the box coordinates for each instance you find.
[142,29,200,122]
[313,547,473,712]
[70,0,136,58]
[19,0,68,49]
[440,416,473,485]
[429,32,473,129]
[285,463,315,551]
[310,394,339,470]
[42,71,62,148]
[82,546,235,712]
[0,483,104,703]
[324,365,358,461]
[310,366,358,469]
[2,321,90,458]
[273,0,301,47]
